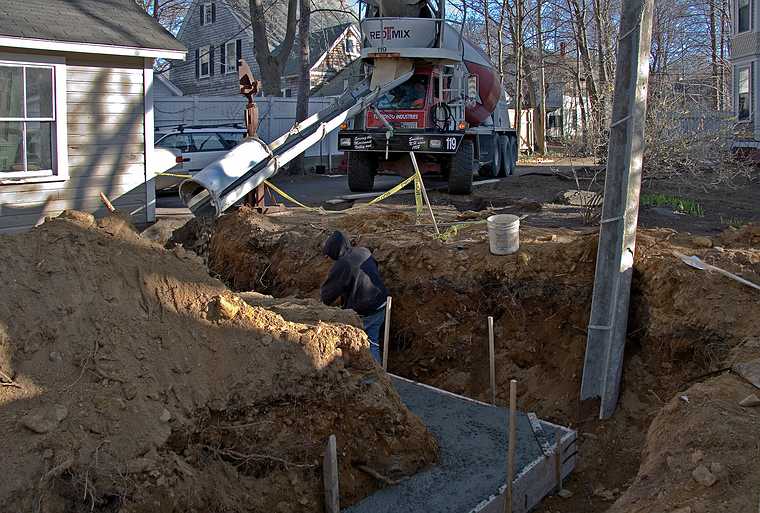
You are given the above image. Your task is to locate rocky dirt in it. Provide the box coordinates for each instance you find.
[200,205,760,513]
[0,211,437,512]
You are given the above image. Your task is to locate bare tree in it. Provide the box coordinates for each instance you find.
[292,0,311,172]
[249,0,299,96]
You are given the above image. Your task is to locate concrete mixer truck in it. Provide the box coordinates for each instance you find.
[339,0,518,194]
[178,0,517,217]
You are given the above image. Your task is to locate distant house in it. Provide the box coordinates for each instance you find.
[0,0,186,233]
[277,23,361,97]
[170,0,355,97]
[155,75,184,97]
[311,59,366,98]
[731,0,759,148]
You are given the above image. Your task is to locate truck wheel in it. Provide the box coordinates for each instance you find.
[498,135,509,176]
[479,136,501,178]
[447,139,474,195]
[478,135,504,178]
[501,135,516,176]
[347,152,376,192]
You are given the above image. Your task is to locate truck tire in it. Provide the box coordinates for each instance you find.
[347,152,376,192]
[479,135,501,178]
[447,139,474,195]
[501,135,516,176]
[497,135,509,176]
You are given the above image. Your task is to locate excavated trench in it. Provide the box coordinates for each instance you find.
[173,207,760,512]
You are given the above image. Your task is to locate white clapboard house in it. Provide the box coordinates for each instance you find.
[0,0,186,233]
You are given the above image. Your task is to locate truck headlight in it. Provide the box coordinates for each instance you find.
[339,137,352,147]
[429,139,442,149]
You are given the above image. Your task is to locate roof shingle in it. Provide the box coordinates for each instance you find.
[0,0,185,52]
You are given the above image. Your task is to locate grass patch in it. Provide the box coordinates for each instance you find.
[641,193,705,217]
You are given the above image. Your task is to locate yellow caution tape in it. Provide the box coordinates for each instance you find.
[367,173,417,206]
[435,219,488,242]
[262,180,321,211]
[413,171,423,219]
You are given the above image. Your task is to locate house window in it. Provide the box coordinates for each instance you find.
[202,3,215,25]
[199,46,210,78]
[282,88,292,98]
[345,37,355,54]
[0,63,58,177]
[225,40,237,74]
[738,66,752,121]
[738,0,751,32]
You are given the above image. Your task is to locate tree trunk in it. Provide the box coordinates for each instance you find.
[567,0,601,136]
[709,0,720,110]
[293,0,311,173]
[535,0,547,154]
[483,0,493,59]
[592,0,610,122]
[249,0,299,96]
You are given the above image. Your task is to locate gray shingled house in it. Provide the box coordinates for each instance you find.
[170,0,356,96]
[731,0,760,149]
[0,0,186,233]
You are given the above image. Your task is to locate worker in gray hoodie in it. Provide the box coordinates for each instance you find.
[320,231,388,362]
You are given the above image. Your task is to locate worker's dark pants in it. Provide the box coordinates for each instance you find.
[361,306,385,363]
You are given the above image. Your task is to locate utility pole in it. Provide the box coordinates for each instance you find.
[580,0,655,420]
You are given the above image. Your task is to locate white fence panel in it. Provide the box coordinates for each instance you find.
[154,96,344,160]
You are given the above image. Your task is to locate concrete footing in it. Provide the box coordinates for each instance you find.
[345,375,577,513]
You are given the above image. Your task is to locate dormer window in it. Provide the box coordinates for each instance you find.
[738,0,751,33]
[200,3,216,26]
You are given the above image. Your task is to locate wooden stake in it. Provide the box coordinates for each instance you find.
[555,426,563,493]
[382,296,392,371]
[323,434,339,513]
[505,379,517,513]
[99,192,116,213]
[409,152,440,236]
[488,316,496,405]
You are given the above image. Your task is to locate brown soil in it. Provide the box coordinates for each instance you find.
[0,211,437,512]
[204,205,760,513]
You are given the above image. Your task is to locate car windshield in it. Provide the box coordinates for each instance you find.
[377,75,429,110]
[157,131,246,152]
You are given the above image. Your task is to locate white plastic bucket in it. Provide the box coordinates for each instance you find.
[487,214,520,255]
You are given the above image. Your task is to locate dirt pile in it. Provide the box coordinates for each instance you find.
[0,211,437,512]
[205,205,760,513]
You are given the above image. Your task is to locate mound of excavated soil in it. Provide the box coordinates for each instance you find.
[0,211,437,512]
[204,206,760,513]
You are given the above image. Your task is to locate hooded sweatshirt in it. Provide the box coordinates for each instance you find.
[320,231,388,316]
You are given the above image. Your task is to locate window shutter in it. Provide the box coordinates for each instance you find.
[236,39,242,69]
[220,44,226,74]
[211,3,217,22]
[210,46,215,76]
[199,4,204,26]
[195,48,200,78]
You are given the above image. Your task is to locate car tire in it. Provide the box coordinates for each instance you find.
[447,139,474,195]
[347,152,377,192]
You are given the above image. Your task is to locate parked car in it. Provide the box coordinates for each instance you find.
[154,127,248,191]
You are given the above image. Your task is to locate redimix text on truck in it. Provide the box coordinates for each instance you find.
[339,0,519,194]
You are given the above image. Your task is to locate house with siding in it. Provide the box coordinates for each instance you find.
[731,0,760,149]
[170,0,355,96]
[277,23,361,97]
[0,0,185,233]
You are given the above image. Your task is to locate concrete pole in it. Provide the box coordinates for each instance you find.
[580,0,655,420]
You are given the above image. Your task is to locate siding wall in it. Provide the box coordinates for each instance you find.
[0,51,150,234]
[169,0,257,96]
